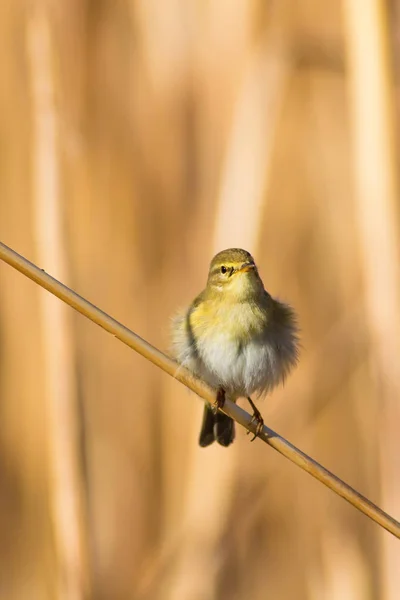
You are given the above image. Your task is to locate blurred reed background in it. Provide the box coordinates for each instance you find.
[0,0,399,598]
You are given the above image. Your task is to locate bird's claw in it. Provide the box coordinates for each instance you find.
[246,413,264,441]
[246,397,264,441]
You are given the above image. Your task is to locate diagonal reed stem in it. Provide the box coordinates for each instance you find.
[0,240,399,539]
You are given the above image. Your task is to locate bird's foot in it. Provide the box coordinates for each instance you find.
[212,387,226,414]
[246,397,264,441]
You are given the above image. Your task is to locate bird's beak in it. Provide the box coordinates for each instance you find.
[238,262,255,273]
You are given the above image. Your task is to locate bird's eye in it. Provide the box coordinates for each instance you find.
[220,266,227,274]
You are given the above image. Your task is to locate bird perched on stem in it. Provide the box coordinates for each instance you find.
[171,248,299,447]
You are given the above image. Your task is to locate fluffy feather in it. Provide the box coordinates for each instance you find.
[172,293,298,399]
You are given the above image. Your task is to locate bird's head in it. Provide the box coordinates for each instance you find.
[205,248,264,302]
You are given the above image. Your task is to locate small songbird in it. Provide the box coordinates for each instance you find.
[171,248,299,447]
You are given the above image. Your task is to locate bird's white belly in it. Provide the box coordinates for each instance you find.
[196,331,281,398]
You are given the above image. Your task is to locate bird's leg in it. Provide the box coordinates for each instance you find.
[246,397,264,441]
[212,387,226,414]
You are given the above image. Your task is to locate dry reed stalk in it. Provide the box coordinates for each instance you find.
[297,67,371,600]
[26,8,91,600]
[213,35,290,253]
[0,240,399,543]
[166,25,292,600]
[309,525,370,600]
[343,1,400,599]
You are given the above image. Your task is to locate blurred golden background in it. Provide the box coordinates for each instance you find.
[0,0,399,598]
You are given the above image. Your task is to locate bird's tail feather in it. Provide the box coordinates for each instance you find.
[199,405,235,447]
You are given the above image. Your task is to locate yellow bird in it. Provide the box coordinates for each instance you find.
[171,248,299,447]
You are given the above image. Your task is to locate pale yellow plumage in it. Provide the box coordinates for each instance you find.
[171,248,299,447]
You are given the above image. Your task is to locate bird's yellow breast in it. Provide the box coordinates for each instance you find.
[189,297,268,344]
